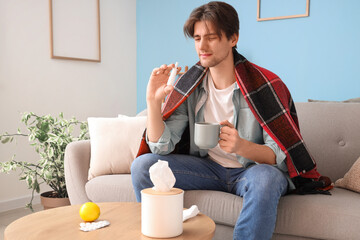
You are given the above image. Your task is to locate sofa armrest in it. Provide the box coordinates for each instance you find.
[64,140,91,205]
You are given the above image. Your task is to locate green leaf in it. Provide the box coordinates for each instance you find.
[36,131,48,142]
[44,170,52,180]
[48,148,54,158]
[34,179,40,193]
[68,125,74,134]
[41,122,50,132]
[1,137,10,144]
[48,133,57,138]
[29,134,36,142]
[80,124,87,130]
[26,175,33,187]
[40,152,47,159]
[21,112,31,124]
[2,165,11,172]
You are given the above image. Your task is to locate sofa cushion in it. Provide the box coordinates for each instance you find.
[87,116,147,180]
[335,156,360,193]
[86,175,137,202]
[184,188,360,240]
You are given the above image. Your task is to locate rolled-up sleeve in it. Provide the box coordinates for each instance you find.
[146,101,189,155]
[263,130,287,171]
[146,122,172,154]
[263,129,296,191]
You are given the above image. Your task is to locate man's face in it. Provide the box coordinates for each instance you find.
[193,21,237,68]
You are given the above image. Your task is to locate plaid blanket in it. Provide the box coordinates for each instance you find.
[137,50,328,184]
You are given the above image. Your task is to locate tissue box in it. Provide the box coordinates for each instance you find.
[141,188,184,238]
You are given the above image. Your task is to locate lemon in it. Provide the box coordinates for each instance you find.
[79,202,100,222]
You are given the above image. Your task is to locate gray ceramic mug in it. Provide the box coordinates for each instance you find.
[194,122,221,149]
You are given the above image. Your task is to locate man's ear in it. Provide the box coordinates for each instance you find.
[230,33,239,48]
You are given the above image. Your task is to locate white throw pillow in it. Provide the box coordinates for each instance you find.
[87,115,147,180]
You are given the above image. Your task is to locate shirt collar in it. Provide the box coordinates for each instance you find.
[199,71,240,92]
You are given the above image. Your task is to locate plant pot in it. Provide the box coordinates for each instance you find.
[40,191,70,210]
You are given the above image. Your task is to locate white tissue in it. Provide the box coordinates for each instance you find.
[149,160,176,192]
[183,205,200,222]
[79,220,110,232]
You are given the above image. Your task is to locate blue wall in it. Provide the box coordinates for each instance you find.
[137,0,360,112]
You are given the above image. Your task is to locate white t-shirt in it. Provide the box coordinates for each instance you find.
[203,74,243,168]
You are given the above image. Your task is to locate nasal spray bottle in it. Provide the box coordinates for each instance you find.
[163,62,178,106]
[167,62,178,86]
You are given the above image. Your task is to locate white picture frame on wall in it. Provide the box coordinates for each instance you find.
[49,0,101,62]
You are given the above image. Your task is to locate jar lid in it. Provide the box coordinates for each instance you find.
[141,188,183,196]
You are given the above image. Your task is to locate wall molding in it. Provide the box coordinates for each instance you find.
[0,194,40,213]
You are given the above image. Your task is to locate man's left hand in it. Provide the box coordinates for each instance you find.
[218,120,244,155]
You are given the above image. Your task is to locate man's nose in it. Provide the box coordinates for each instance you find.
[199,39,208,50]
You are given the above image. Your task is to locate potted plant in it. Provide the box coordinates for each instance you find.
[0,112,89,211]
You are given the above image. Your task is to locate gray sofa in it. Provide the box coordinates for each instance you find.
[65,102,360,240]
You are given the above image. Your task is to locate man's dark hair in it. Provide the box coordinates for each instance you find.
[183,1,239,41]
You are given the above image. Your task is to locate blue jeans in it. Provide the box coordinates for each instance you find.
[131,153,288,240]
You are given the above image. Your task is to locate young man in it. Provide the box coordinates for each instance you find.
[132,1,323,239]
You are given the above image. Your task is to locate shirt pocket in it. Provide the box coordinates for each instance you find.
[239,101,250,109]
[238,94,250,109]
[237,108,262,142]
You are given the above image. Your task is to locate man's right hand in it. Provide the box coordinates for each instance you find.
[146,63,181,143]
[146,63,181,107]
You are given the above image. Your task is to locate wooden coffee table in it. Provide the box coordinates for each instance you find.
[4,202,215,240]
